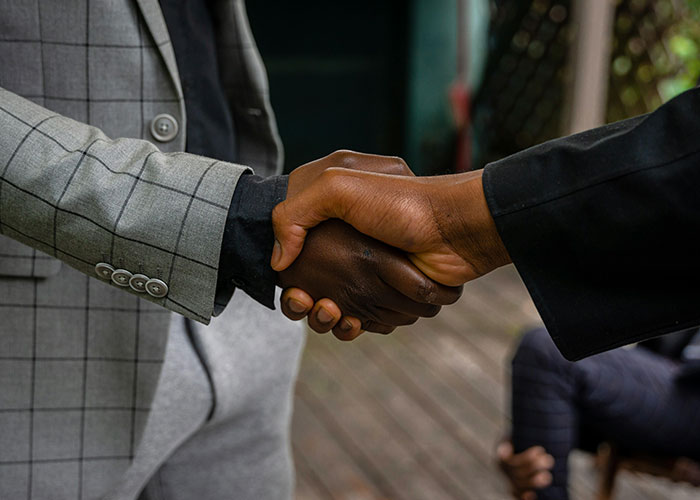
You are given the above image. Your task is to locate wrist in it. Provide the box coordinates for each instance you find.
[435,170,511,276]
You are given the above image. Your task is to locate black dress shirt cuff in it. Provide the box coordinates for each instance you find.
[214,174,288,315]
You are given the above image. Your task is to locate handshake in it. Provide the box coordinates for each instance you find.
[272,150,512,339]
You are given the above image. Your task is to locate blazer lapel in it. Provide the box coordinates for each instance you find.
[133,0,183,98]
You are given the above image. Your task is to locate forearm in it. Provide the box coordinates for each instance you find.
[483,86,700,360]
[0,87,247,323]
[430,169,511,278]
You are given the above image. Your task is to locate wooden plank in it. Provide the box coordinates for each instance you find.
[457,267,538,337]
[366,332,504,452]
[402,318,508,415]
[296,346,456,500]
[318,337,510,499]
[615,470,700,500]
[292,396,383,500]
[294,450,333,500]
[293,266,697,499]
[428,305,512,385]
[470,266,541,327]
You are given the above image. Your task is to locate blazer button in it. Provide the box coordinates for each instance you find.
[129,273,149,293]
[111,269,133,287]
[95,262,115,280]
[145,278,169,298]
[150,114,179,142]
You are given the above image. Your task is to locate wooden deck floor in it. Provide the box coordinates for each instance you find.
[291,266,699,500]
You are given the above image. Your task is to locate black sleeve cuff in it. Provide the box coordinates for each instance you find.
[481,87,700,360]
[214,173,288,314]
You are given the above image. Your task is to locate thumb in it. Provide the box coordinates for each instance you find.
[270,175,342,271]
[270,200,311,271]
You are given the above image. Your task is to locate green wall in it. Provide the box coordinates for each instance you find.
[404,0,458,175]
[248,1,471,175]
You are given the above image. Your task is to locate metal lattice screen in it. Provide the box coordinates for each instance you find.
[472,0,699,170]
[606,0,700,122]
[472,0,574,169]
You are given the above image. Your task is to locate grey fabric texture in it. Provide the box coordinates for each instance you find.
[139,290,305,500]
[0,88,245,322]
[0,1,296,499]
[106,315,214,500]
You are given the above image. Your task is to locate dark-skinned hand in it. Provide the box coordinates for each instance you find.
[277,150,463,339]
[278,219,462,338]
[497,441,555,500]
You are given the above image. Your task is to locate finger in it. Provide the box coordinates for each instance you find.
[280,288,314,321]
[307,299,342,333]
[362,321,397,335]
[408,252,476,287]
[273,168,424,272]
[271,172,340,271]
[369,306,420,327]
[272,168,387,272]
[332,316,364,341]
[509,449,554,480]
[378,256,463,309]
[331,150,416,177]
[530,471,552,490]
[271,213,308,272]
[509,447,548,468]
[497,441,514,461]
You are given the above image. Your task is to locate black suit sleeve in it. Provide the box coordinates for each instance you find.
[482,86,700,361]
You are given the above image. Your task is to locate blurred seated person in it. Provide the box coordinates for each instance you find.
[497,326,700,500]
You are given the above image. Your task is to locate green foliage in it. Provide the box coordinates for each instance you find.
[657,3,700,101]
[608,0,700,122]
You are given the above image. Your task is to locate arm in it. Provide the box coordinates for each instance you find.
[271,87,700,359]
[0,87,245,323]
[483,85,700,360]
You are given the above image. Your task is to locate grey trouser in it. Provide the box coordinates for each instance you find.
[138,290,306,500]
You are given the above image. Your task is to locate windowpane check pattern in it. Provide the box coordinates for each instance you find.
[0,0,282,498]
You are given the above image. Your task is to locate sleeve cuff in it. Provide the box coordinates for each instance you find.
[214,173,288,313]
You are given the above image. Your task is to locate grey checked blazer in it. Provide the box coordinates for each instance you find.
[0,0,284,497]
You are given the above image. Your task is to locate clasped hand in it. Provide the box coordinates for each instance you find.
[275,151,463,339]
[273,150,512,338]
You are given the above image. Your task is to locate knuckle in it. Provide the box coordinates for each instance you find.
[271,202,286,225]
[390,156,411,174]
[330,149,357,166]
[450,285,465,303]
[417,280,439,304]
[319,167,344,188]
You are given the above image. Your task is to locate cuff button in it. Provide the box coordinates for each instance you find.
[95,263,115,280]
[145,278,169,298]
[129,274,149,293]
[111,269,133,287]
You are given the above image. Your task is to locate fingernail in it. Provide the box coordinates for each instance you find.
[287,299,307,314]
[317,308,333,324]
[270,240,282,269]
[340,319,353,332]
